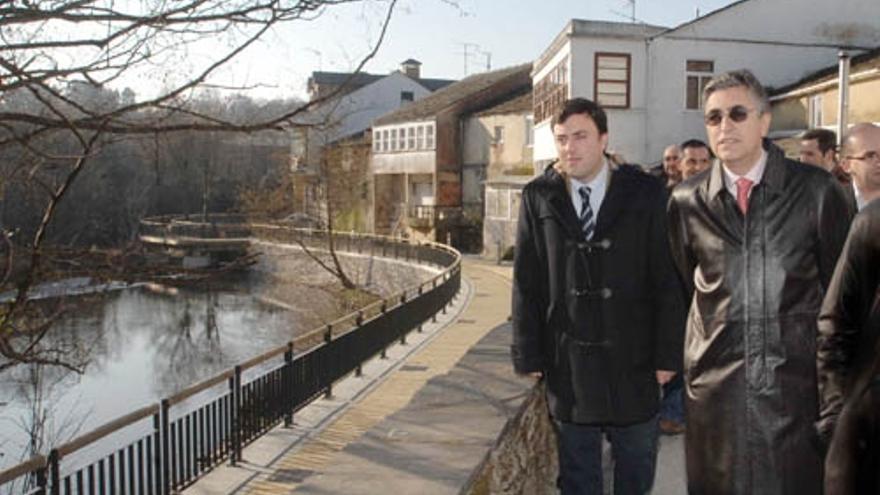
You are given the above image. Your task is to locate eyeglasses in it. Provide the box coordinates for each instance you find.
[845,150,880,163]
[704,105,760,127]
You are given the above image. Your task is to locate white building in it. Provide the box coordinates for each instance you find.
[533,0,880,166]
[302,60,454,147]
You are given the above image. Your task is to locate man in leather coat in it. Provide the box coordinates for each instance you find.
[817,126,880,494]
[512,98,685,494]
[667,70,851,494]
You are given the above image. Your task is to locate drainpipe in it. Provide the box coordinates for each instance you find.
[837,50,851,146]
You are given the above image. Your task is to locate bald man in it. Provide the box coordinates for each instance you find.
[649,145,682,189]
[840,123,880,213]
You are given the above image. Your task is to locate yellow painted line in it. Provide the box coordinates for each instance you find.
[240,260,512,494]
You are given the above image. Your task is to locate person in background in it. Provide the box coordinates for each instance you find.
[799,128,849,185]
[839,123,880,214]
[512,97,685,495]
[658,139,711,437]
[667,69,851,494]
[650,144,683,190]
[679,139,713,181]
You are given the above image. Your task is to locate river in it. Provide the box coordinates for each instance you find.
[0,280,302,472]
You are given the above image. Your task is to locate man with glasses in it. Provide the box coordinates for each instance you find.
[840,123,880,212]
[667,69,851,494]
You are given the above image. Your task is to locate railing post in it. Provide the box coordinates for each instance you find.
[33,457,47,495]
[284,342,294,427]
[152,410,162,495]
[160,399,171,495]
[230,367,242,466]
[380,302,388,359]
[48,449,60,495]
[399,293,408,345]
[355,312,364,377]
[324,325,333,398]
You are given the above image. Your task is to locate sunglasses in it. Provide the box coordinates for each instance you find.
[704,105,760,126]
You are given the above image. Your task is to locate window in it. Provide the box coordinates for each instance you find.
[390,129,397,151]
[595,53,631,109]
[494,125,505,144]
[808,94,823,127]
[408,127,416,149]
[398,128,406,149]
[401,91,414,103]
[417,125,425,149]
[485,189,498,218]
[534,58,568,123]
[686,60,714,110]
[525,116,534,147]
[426,124,435,149]
[373,134,380,152]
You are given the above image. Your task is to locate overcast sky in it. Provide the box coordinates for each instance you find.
[162,0,742,100]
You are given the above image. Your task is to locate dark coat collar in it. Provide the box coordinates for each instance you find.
[539,159,635,241]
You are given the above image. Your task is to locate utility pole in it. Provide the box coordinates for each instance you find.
[837,50,851,146]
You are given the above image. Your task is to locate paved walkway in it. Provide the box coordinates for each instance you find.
[186,257,686,494]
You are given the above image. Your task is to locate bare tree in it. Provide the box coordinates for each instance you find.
[0,0,403,370]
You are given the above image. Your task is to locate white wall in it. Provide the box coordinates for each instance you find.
[644,42,850,162]
[672,0,880,47]
[372,151,435,175]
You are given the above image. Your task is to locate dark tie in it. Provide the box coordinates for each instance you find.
[578,185,595,240]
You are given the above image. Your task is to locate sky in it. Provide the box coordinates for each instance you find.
[175,0,743,101]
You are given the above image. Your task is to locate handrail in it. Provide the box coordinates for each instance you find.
[0,220,461,495]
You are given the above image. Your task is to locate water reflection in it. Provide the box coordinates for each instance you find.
[0,283,299,472]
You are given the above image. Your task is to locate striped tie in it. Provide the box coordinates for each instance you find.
[578,185,595,240]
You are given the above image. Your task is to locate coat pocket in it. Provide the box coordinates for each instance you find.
[561,332,615,420]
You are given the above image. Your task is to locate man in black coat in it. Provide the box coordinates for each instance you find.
[512,98,685,495]
[667,69,851,494]
[818,190,880,493]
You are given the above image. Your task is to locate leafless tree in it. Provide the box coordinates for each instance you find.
[0,0,403,370]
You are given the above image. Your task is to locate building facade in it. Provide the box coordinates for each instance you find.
[370,64,532,251]
[532,0,880,167]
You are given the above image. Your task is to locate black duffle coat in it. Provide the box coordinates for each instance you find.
[512,162,685,425]
[667,141,852,494]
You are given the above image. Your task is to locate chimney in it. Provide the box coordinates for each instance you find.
[400,59,422,79]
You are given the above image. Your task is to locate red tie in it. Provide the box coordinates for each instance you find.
[736,177,754,215]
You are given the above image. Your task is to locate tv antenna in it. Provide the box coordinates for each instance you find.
[609,0,639,23]
[460,43,492,76]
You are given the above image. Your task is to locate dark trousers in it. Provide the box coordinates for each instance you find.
[556,416,659,495]
[660,375,685,423]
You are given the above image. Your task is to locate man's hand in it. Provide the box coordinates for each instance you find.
[656,370,676,385]
[527,371,543,380]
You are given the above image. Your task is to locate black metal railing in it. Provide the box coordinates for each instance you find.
[0,223,461,495]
